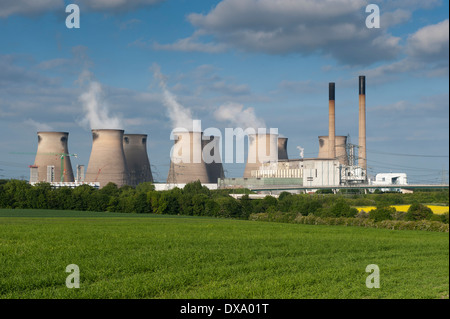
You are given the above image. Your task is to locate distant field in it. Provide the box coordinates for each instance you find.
[0,209,448,299]
[355,205,449,214]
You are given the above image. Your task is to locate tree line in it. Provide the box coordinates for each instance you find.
[0,179,448,225]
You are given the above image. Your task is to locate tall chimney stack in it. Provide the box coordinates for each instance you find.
[358,76,367,174]
[328,82,336,159]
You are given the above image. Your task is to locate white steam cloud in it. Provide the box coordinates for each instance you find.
[24,119,52,131]
[78,70,122,130]
[297,145,304,158]
[214,102,266,129]
[152,63,194,131]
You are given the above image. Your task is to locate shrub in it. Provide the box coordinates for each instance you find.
[316,198,357,218]
[440,212,449,224]
[405,203,433,221]
[369,206,396,222]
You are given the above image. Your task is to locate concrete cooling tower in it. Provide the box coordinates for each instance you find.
[318,135,349,165]
[85,129,129,188]
[202,135,225,183]
[123,134,153,187]
[278,137,288,160]
[167,131,210,184]
[243,133,279,178]
[33,131,75,183]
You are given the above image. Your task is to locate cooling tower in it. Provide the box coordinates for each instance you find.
[359,75,367,174]
[167,131,210,184]
[202,135,225,183]
[243,133,278,178]
[318,135,349,165]
[278,137,289,160]
[123,134,153,187]
[328,82,336,159]
[85,129,129,188]
[34,131,75,183]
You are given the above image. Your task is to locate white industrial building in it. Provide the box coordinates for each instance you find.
[371,173,408,185]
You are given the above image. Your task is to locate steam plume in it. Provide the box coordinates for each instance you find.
[152,63,194,131]
[214,102,266,129]
[297,146,304,158]
[78,70,122,130]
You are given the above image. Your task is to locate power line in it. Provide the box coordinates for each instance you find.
[367,158,446,172]
[367,149,448,158]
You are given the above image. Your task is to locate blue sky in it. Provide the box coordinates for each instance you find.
[0,0,448,183]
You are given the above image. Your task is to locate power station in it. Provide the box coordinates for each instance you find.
[25,75,409,191]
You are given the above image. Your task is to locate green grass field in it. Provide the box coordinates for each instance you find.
[0,209,448,299]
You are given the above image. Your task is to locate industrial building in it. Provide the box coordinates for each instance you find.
[218,75,368,192]
[26,75,410,192]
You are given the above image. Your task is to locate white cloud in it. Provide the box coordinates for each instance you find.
[369,94,449,118]
[36,58,71,70]
[0,0,63,18]
[119,18,142,30]
[152,0,403,65]
[153,36,227,54]
[0,0,165,18]
[380,9,412,28]
[407,19,449,62]
[74,0,165,13]
[279,80,325,94]
[362,19,449,81]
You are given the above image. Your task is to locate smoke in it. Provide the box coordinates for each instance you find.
[214,102,266,129]
[297,145,304,158]
[24,119,52,131]
[77,70,123,130]
[151,63,194,131]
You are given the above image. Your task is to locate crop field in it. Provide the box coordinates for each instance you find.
[0,209,448,299]
[355,205,449,214]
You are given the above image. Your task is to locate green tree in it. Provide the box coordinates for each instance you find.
[183,180,210,196]
[72,184,95,211]
[192,194,209,216]
[369,206,396,222]
[134,192,151,214]
[216,197,242,218]
[204,199,220,216]
[99,182,119,197]
[136,182,155,193]
[240,194,254,219]
[1,180,32,208]
[26,182,52,209]
[87,191,110,212]
[405,203,433,221]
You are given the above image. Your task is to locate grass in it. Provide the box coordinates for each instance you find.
[0,209,448,299]
[355,205,449,214]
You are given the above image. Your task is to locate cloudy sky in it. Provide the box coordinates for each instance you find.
[0,0,448,183]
